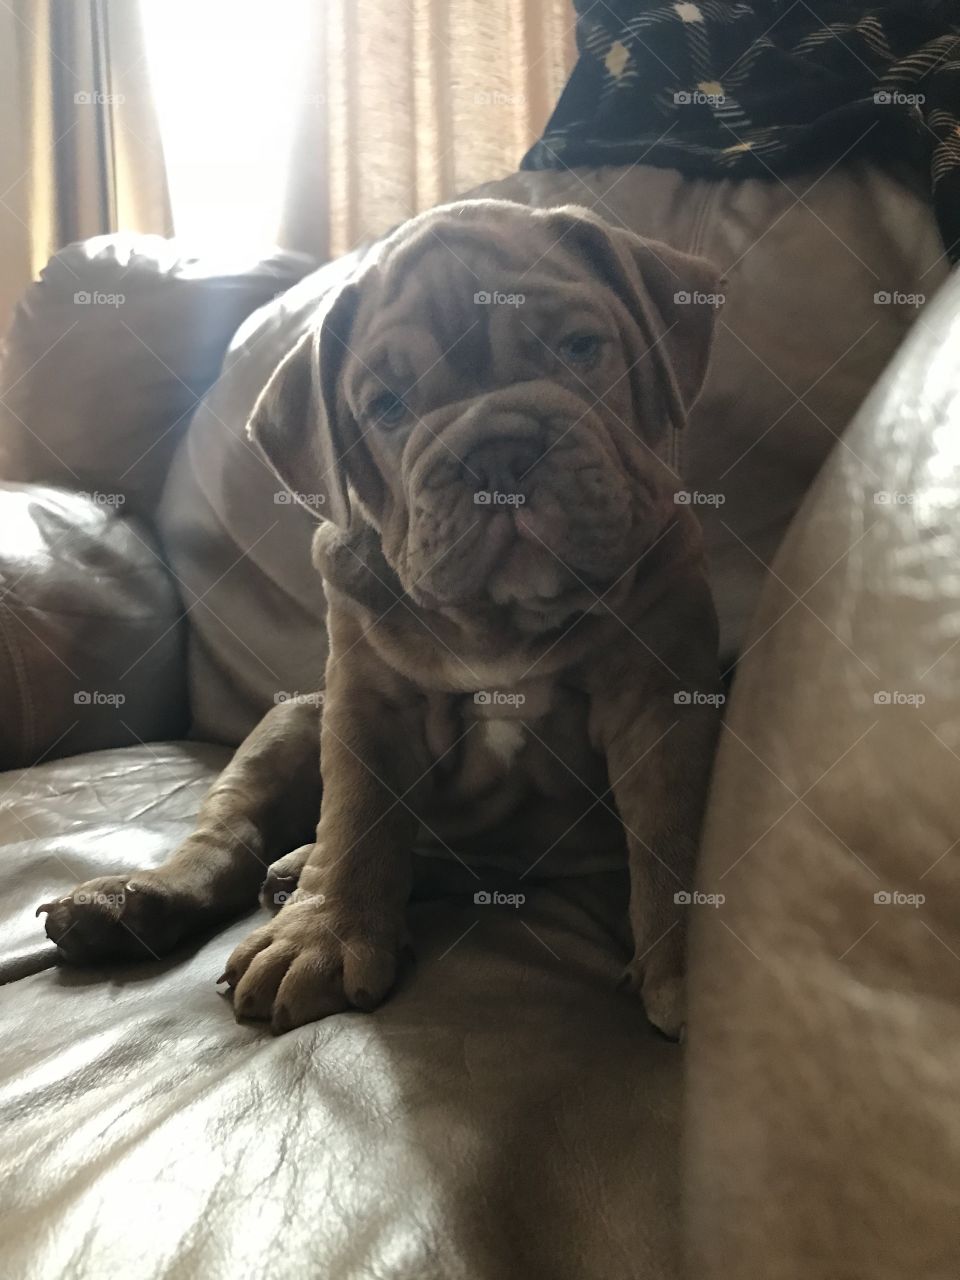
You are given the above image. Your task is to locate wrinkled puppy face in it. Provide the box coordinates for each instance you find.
[249,200,721,627]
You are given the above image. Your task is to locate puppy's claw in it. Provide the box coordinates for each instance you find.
[36,895,70,918]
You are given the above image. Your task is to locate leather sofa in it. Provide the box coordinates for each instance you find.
[0,160,953,1278]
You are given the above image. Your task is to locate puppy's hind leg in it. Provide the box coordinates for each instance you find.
[38,699,322,963]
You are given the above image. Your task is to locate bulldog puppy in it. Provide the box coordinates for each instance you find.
[39,200,724,1038]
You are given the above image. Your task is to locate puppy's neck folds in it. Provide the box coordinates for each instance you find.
[316,512,706,699]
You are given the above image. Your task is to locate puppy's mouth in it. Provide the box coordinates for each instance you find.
[488,508,583,603]
[408,505,599,617]
[399,420,653,622]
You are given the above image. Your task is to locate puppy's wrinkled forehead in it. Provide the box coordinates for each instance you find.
[346,209,592,395]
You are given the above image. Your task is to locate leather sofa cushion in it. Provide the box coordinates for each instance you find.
[0,236,315,514]
[5,743,682,1279]
[156,161,948,747]
[0,483,187,769]
[686,264,960,1275]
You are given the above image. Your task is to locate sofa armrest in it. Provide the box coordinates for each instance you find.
[685,269,960,1276]
[0,483,187,768]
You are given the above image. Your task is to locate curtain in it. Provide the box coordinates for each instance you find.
[280,0,577,261]
[0,0,574,323]
[0,0,170,324]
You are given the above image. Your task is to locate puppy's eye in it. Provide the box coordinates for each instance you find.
[367,391,408,428]
[558,332,603,368]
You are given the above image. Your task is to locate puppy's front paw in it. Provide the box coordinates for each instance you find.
[37,873,189,962]
[220,892,405,1033]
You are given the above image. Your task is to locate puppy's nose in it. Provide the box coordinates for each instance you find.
[463,438,542,498]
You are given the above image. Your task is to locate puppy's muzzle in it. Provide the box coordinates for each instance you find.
[462,435,543,502]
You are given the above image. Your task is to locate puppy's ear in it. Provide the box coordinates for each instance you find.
[247,284,364,529]
[539,205,724,435]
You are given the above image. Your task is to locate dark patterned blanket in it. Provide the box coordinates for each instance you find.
[523,1,960,261]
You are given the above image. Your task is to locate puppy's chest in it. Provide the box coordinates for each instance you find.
[419,676,604,806]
